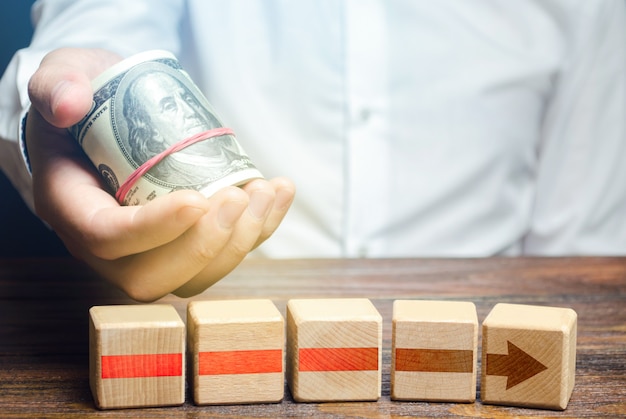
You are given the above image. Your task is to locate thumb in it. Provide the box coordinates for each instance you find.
[27,47,122,128]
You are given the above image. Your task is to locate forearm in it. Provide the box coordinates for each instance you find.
[0,49,38,210]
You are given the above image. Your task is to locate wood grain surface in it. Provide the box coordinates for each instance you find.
[0,257,624,417]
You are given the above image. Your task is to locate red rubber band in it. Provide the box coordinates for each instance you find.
[115,127,235,204]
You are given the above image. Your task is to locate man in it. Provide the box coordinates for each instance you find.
[0,1,624,300]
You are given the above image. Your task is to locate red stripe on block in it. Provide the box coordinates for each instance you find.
[395,348,474,373]
[199,349,283,375]
[101,353,182,379]
[299,347,379,372]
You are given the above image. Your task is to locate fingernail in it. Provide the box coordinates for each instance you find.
[218,200,245,229]
[275,187,294,211]
[249,191,273,220]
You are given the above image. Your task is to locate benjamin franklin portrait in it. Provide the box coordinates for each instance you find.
[114,62,247,188]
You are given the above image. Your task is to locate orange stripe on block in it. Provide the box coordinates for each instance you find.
[299,347,379,372]
[199,349,282,375]
[395,348,474,373]
[101,353,182,378]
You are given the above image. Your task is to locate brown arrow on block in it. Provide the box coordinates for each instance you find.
[486,340,548,389]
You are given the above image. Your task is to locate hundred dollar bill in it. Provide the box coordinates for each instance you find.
[68,50,263,205]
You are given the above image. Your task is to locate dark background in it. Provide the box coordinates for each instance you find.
[1,0,69,256]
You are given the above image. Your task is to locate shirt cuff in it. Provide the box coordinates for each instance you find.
[18,108,32,176]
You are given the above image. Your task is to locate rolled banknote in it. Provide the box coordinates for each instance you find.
[68,50,263,205]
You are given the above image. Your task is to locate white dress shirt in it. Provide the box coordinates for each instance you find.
[1,0,625,258]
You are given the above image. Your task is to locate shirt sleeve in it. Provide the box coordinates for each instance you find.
[0,0,185,210]
[523,0,626,254]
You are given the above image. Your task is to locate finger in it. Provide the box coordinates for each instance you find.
[80,187,250,302]
[251,177,295,249]
[28,48,122,127]
[172,180,276,297]
[80,190,213,260]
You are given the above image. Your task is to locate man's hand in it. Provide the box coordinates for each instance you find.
[25,48,295,301]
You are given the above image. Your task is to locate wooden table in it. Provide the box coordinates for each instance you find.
[1,257,624,418]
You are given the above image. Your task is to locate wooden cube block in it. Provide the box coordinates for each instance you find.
[187,299,284,405]
[391,300,478,402]
[89,304,185,409]
[481,303,577,410]
[286,298,382,402]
